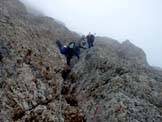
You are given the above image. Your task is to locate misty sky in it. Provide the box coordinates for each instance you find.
[20,0,162,67]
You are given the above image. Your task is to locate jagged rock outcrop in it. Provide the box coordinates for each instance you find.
[71,39,162,122]
[118,40,148,66]
[0,0,162,122]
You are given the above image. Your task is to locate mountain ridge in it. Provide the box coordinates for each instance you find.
[0,0,162,122]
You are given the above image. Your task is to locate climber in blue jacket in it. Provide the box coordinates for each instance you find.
[56,40,80,66]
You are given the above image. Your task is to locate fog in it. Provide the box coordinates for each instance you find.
[20,0,162,67]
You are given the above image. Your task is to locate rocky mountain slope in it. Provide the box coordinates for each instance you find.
[72,40,162,122]
[0,0,162,122]
[0,0,80,121]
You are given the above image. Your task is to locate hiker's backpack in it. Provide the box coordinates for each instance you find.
[68,42,80,58]
[79,41,86,49]
[68,42,75,49]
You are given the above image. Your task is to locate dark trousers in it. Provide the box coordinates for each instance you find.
[88,40,94,48]
[66,56,72,66]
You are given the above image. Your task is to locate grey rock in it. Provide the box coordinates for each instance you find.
[1,0,162,122]
[72,40,162,122]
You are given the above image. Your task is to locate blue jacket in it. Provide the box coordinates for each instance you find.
[56,40,80,59]
[60,47,68,55]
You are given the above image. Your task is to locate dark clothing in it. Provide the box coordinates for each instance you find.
[87,34,95,48]
[90,35,95,44]
[67,42,80,59]
[66,54,72,66]
[56,40,80,66]
[73,46,80,59]
[86,35,91,48]
[88,40,93,48]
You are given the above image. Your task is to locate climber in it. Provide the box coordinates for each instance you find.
[56,40,80,66]
[90,33,95,47]
[86,32,95,48]
[78,35,87,49]
[86,32,91,48]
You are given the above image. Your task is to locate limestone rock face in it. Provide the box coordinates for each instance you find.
[1,0,162,122]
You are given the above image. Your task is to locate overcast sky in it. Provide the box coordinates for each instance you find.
[20,0,162,67]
